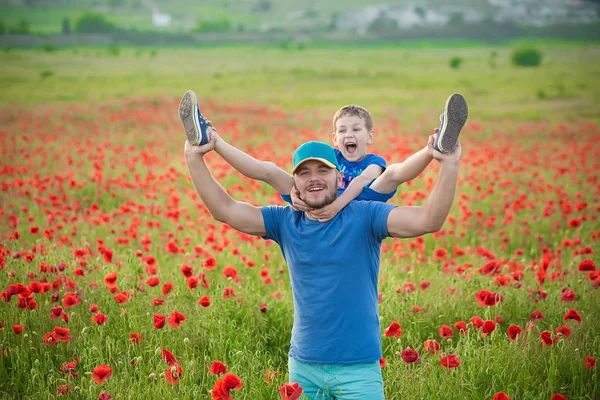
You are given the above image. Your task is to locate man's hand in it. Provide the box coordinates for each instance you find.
[428,130,462,164]
[184,127,218,157]
[290,186,313,212]
[309,202,341,222]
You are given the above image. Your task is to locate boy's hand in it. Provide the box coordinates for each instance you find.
[309,202,341,222]
[290,186,313,212]
[427,130,462,164]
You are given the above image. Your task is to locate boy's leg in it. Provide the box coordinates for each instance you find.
[214,137,294,195]
[368,164,404,195]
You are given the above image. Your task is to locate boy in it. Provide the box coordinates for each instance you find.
[178,91,467,221]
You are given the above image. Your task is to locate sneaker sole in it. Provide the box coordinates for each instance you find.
[179,90,201,145]
[436,93,468,153]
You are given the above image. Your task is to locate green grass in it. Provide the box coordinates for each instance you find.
[1,44,599,124]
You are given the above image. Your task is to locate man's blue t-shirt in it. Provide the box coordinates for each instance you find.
[260,201,395,364]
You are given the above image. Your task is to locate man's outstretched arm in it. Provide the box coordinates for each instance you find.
[184,136,267,237]
[386,136,461,238]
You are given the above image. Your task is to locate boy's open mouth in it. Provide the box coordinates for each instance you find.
[345,143,357,154]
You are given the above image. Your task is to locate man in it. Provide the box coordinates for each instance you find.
[185,131,461,400]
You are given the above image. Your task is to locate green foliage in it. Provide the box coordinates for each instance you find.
[489,50,497,68]
[194,18,233,33]
[8,19,30,34]
[511,47,543,67]
[39,70,53,79]
[107,45,120,56]
[0,19,5,35]
[449,56,463,69]
[74,12,115,34]
[41,43,57,53]
[62,17,71,34]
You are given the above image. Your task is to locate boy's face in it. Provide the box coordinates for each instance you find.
[332,114,374,162]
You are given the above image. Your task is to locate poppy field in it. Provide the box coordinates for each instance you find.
[0,45,599,399]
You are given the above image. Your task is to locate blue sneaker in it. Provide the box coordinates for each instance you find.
[433,93,468,154]
[179,90,209,146]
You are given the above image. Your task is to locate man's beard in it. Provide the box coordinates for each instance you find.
[302,187,337,209]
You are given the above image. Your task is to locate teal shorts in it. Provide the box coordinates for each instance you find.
[288,357,385,400]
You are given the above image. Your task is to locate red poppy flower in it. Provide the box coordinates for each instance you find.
[454,321,468,335]
[556,325,571,338]
[223,287,236,299]
[212,373,244,400]
[560,287,577,302]
[279,382,303,400]
[578,259,596,272]
[493,392,512,400]
[507,325,523,341]
[419,280,431,291]
[56,384,71,396]
[50,306,64,320]
[98,392,113,400]
[73,268,85,277]
[379,357,387,369]
[563,309,582,323]
[529,311,544,321]
[162,282,173,296]
[222,266,238,280]
[91,364,112,384]
[384,321,403,338]
[433,248,447,261]
[584,356,596,369]
[12,325,23,334]
[439,325,454,339]
[154,314,165,329]
[167,310,186,328]
[210,360,227,375]
[203,256,217,271]
[103,272,117,286]
[481,320,496,337]
[165,364,183,384]
[551,395,567,400]
[129,333,142,344]
[470,316,484,329]
[181,264,194,278]
[401,348,420,364]
[92,313,108,325]
[474,290,503,307]
[53,327,70,343]
[540,330,557,345]
[89,304,99,313]
[152,298,165,306]
[62,293,80,309]
[439,354,460,368]
[162,348,178,366]
[147,276,160,287]
[423,339,441,354]
[187,276,199,291]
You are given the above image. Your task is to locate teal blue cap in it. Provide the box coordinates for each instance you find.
[292,141,340,174]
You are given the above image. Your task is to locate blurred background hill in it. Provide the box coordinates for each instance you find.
[1,0,599,46]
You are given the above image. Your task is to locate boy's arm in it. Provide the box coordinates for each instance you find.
[386,139,460,238]
[184,139,267,237]
[212,129,294,195]
[310,164,383,221]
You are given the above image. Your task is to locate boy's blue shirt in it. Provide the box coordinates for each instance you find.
[260,201,396,364]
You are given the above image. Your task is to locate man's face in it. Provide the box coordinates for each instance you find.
[293,160,341,209]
